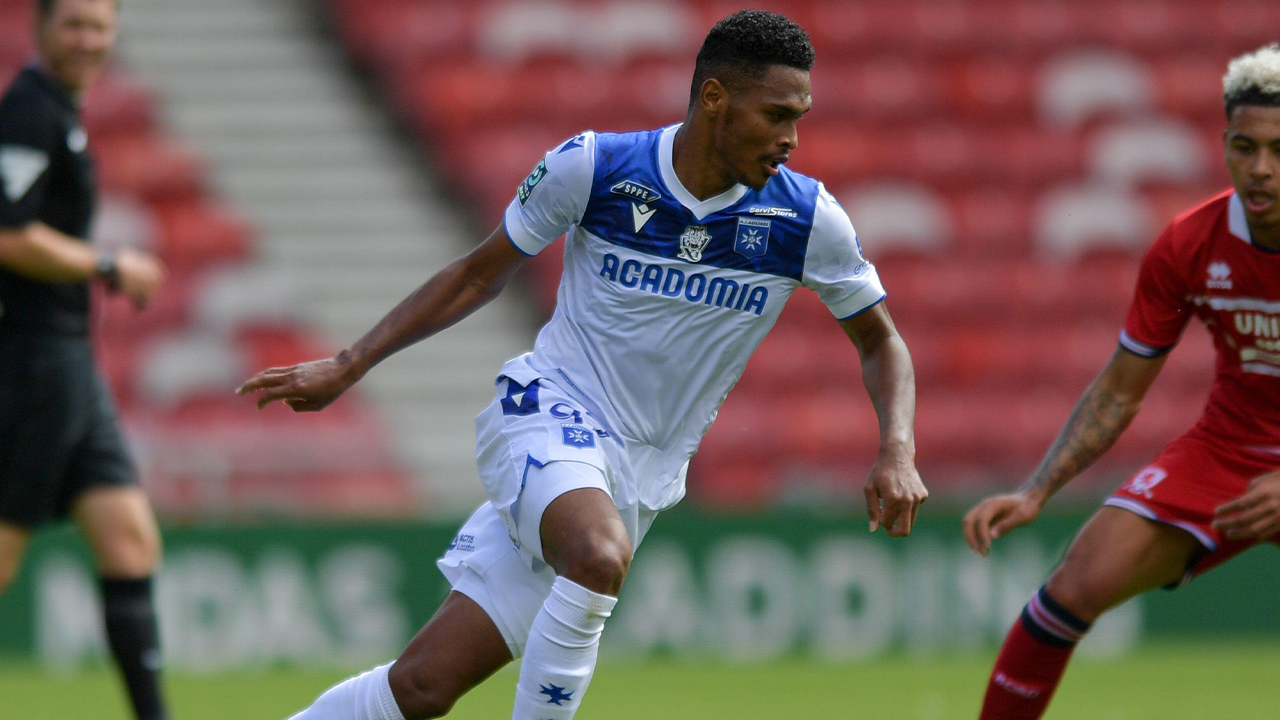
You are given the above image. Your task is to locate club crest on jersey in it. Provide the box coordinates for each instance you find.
[677,224,712,263]
[1207,261,1233,290]
[734,217,770,258]
[517,159,548,207]
[67,127,88,153]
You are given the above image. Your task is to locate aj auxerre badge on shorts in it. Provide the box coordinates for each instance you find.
[561,424,596,448]
[734,217,770,258]
[677,224,712,263]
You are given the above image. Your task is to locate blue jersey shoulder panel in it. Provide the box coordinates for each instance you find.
[579,129,819,282]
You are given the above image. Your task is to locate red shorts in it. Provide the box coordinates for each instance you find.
[1105,429,1280,583]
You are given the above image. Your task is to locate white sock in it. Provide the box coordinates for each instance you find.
[288,661,405,720]
[511,577,618,720]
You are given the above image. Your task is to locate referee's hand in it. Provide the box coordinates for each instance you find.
[236,353,360,412]
[113,249,165,309]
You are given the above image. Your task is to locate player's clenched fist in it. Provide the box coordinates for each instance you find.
[236,351,363,412]
[1213,470,1280,540]
[963,490,1045,557]
[863,453,929,537]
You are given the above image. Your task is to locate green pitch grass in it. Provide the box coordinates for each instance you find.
[2,643,1277,720]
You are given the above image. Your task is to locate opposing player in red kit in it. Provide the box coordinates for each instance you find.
[963,43,1280,719]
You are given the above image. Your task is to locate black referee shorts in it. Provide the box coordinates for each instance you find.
[0,333,137,529]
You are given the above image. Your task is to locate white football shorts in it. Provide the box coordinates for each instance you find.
[437,374,657,657]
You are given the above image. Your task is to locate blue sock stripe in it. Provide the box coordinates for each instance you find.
[1036,587,1091,634]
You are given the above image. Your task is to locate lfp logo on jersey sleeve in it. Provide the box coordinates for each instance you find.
[517,159,548,207]
[734,217,770,258]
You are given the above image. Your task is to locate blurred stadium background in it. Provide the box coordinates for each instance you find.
[1,0,1278,718]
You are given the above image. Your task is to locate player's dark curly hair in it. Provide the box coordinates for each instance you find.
[37,0,119,17]
[689,10,815,108]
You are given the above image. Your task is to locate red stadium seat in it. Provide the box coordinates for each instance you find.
[82,70,157,140]
[945,59,1037,121]
[1156,55,1231,122]
[152,199,254,273]
[92,135,204,201]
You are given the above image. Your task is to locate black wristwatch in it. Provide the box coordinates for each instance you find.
[95,252,120,289]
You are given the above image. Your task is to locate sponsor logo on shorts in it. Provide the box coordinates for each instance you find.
[549,403,581,422]
[448,533,475,552]
[1125,466,1167,499]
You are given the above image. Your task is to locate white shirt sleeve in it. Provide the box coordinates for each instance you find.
[802,184,887,319]
[502,131,596,256]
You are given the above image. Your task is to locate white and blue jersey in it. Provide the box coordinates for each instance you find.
[497,124,886,513]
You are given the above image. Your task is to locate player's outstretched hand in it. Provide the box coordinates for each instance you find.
[235,353,361,412]
[1213,470,1280,540]
[863,454,929,537]
[963,491,1043,557]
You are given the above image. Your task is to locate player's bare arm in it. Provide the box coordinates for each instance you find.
[0,222,162,307]
[1214,470,1280,540]
[963,348,1167,556]
[840,302,928,537]
[236,224,528,411]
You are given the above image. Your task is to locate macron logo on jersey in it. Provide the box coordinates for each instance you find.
[632,203,657,232]
[599,252,768,316]
[613,181,663,233]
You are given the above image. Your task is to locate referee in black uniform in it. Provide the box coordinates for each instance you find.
[0,2,170,719]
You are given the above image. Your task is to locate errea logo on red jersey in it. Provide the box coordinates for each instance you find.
[1207,262,1233,289]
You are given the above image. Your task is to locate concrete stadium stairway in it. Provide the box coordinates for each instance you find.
[115,0,533,513]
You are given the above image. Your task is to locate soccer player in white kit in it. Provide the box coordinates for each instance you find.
[238,11,928,720]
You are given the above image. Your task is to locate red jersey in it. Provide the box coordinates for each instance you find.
[1120,189,1280,452]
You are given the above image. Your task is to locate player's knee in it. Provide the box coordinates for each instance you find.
[387,661,459,719]
[561,532,631,596]
[1043,567,1115,622]
[98,523,161,578]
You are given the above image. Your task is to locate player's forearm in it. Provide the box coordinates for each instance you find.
[0,223,98,282]
[860,332,917,459]
[1019,378,1144,503]
[343,256,508,378]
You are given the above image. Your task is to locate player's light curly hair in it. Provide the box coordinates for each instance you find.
[689,10,815,108]
[1224,43,1280,118]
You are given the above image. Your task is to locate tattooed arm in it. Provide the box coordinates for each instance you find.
[962,348,1168,555]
